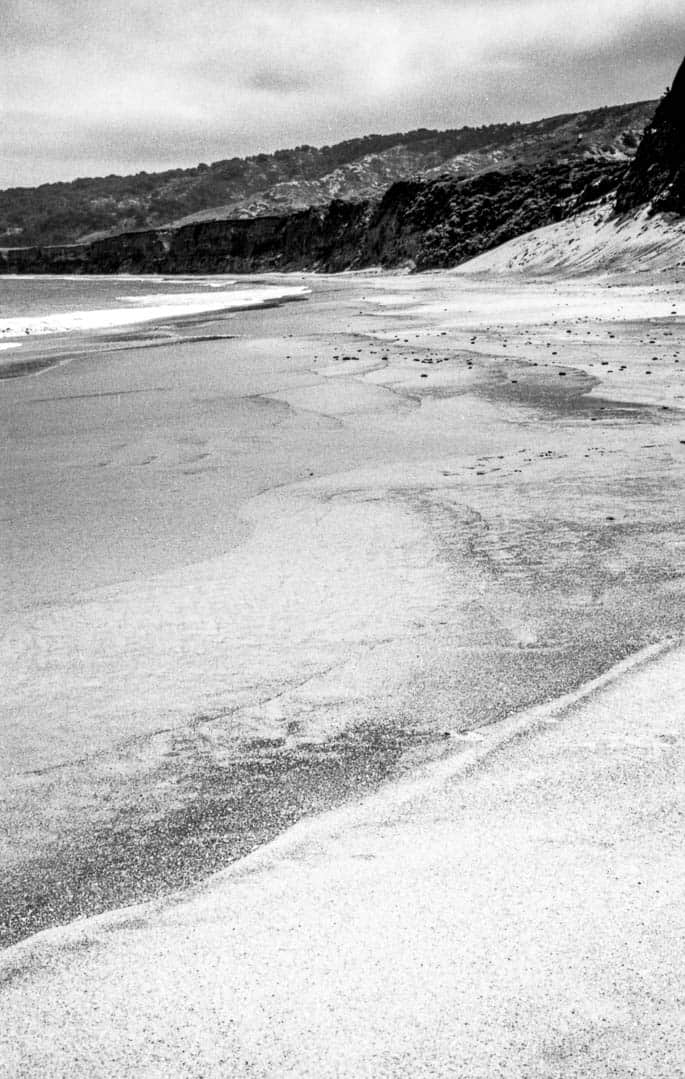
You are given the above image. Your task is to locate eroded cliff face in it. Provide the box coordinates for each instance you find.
[1,229,175,275]
[0,158,624,276]
[616,57,685,215]
[0,203,372,275]
[162,201,372,273]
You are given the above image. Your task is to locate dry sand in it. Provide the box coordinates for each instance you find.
[1,258,684,1073]
[2,638,684,1077]
[454,203,685,276]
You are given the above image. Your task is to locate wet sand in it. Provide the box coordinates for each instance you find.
[1,271,685,948]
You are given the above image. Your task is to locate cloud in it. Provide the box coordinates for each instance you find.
[1,0,683,186]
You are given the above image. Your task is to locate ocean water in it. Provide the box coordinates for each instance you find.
[0,273,240,318]
[0,275,309,350]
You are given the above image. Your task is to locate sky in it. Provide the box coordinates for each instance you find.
[2,0,684,189]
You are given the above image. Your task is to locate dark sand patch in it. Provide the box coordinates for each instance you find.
[0,723,450,948]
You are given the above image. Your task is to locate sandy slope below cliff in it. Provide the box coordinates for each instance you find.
[455,203,685,276]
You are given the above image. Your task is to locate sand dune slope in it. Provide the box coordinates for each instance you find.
[456,204,685,276]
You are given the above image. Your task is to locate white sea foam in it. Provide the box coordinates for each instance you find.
[115,291,240,305]
[0,285,309,338]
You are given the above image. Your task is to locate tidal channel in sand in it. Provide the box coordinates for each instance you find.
[1,271,684,946]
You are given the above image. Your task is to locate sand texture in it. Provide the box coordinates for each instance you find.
[2,640,684,1077]
[1,267,684,1073]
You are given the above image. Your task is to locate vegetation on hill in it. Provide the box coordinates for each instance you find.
[1,101,653,247]
[367,160,623,270]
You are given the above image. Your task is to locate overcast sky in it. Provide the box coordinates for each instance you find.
[2,0,684,188]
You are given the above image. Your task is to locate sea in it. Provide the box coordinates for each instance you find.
[0,273,308,348]
[0,272,297,316]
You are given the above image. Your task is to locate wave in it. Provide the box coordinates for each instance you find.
[0,285,309,339]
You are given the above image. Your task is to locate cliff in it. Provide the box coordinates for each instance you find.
[364,160,620,270]
[0,159,624,276]
[616,57,685,214]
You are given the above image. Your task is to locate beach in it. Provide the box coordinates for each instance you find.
[2,637,684,1077]
[1,267,684,1072]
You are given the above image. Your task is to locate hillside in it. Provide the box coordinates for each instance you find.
[0,159,624,275]
[0,100,653,247]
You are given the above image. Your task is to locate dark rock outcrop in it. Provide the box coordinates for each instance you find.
[616,57,685,214]
[365,160,622,270]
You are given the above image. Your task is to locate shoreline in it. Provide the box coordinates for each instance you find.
[2,269,685,958]
[0,283,309,340]
[0,282,310,379]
